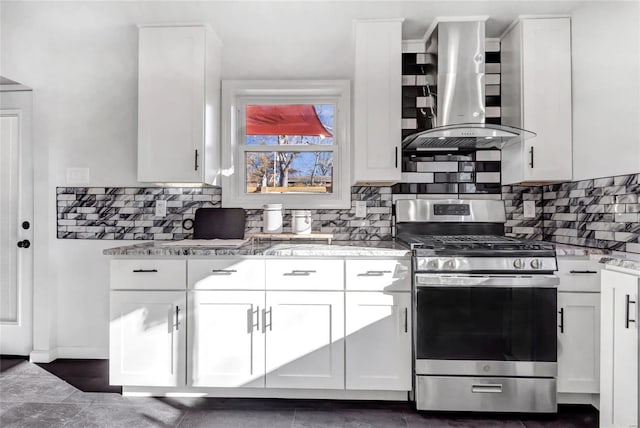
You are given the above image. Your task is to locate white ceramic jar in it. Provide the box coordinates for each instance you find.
[263,204,283,233]
[291,210,312,234]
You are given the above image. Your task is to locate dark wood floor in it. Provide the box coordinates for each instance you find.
[1,357,598,427]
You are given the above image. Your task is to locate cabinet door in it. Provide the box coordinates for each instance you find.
[600,270,639,428]
[188,290,265,388]
[353,20,402,184]
[345,292,411,391]
[265,291,344,389]
[521,18,572,183]
[138,26,205,183]
[110,291,185,386]
[557,292,600,394]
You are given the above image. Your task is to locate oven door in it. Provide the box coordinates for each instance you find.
[414,274,558,378]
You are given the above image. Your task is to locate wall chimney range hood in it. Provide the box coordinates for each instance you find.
[402,17,535,151]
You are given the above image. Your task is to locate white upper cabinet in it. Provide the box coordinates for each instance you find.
[353,19,403,185]
[501,17,572,185]
[137,25,221,184]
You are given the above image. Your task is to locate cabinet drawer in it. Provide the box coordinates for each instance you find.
[557,258,601,292]
[266,259,344,290]
[346,259,411,291]
[110,259,186,290]
[189,259,265,290]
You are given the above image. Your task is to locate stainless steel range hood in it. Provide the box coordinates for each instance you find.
[402,18,535,151]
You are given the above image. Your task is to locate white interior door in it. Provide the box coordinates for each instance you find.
[109,291,186,386]
[345,292,411,391]
[265,291,344,389]
[0,90,33,356]
[188,290,265,388]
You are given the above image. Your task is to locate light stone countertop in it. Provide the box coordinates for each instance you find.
[554,244,610,257]
[103,240,411,258]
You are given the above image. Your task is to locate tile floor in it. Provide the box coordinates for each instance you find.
[0,358,598,427]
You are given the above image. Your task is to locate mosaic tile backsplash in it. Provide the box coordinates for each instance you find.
[56,186,392,241]
[393,149,502,199]
[503,173,640,253]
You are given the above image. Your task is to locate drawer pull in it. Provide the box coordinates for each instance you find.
[471,384,503,394]
[211,269,237,275]
[358,270,392,277]
[133,269,158,273]
[569,270,598,274]
[283,270,316,276]
[558,308,564,333]
[625,294,637,329]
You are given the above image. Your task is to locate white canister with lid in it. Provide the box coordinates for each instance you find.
[291,210,312,234]
[263,204,283,233]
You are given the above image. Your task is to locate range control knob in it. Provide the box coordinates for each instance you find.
[513,259,524,269]
[443,259,458,270]
[426,259,440,270]
[530,259,541,269]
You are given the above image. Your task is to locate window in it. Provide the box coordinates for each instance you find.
[221,81,350,209]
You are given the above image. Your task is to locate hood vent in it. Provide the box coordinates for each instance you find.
[402,19,535,151]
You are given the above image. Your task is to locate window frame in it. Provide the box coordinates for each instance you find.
[221,80,351,209]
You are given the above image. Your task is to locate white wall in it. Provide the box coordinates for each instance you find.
[571,0,640,181]
[0,0,630,358]
[0,1,376,358]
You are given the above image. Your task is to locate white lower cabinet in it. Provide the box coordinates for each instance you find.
[345,292,411,390]
[600,269,639,428]
[265,291,345,389]
[188,290,265,388]
[109,291,186,386]
[557,292,600,394]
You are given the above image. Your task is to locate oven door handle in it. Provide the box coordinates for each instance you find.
[415,274,559,288]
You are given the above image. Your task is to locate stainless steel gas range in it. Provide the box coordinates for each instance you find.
[395,199,559,413]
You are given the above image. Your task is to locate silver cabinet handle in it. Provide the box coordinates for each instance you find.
[211,269,237,275]
[569,270,598,274]
[404,307,408,333]
[529,146,534,168]
[133,269,157,273]
[262,307,272,332]
[246,305,259,333]
[471,384,503,393]
[626,294,637,329]
[283,270,316,276]
[358,270,392,277]
[174,305,181,331]
[558,308,564,333]
[194,149,199,171]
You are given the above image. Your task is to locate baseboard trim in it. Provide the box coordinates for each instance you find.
[55,347,108,359]
[29,349,58,363]
[122,387,409,401]
[29,347,107,362]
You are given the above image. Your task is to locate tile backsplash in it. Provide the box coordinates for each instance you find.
[503,173,640,253]
[393,149,502,199]
[56,186,392,241]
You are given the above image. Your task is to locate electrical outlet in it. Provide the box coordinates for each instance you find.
[355,201,367,218]
[155,199,167,218]
[523,200,536,219]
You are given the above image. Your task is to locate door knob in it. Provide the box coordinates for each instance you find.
[17,240,31,249]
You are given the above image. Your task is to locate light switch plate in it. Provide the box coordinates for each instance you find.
[155,199,167,217]
[355,201,367,218]
[523,200,536,219]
